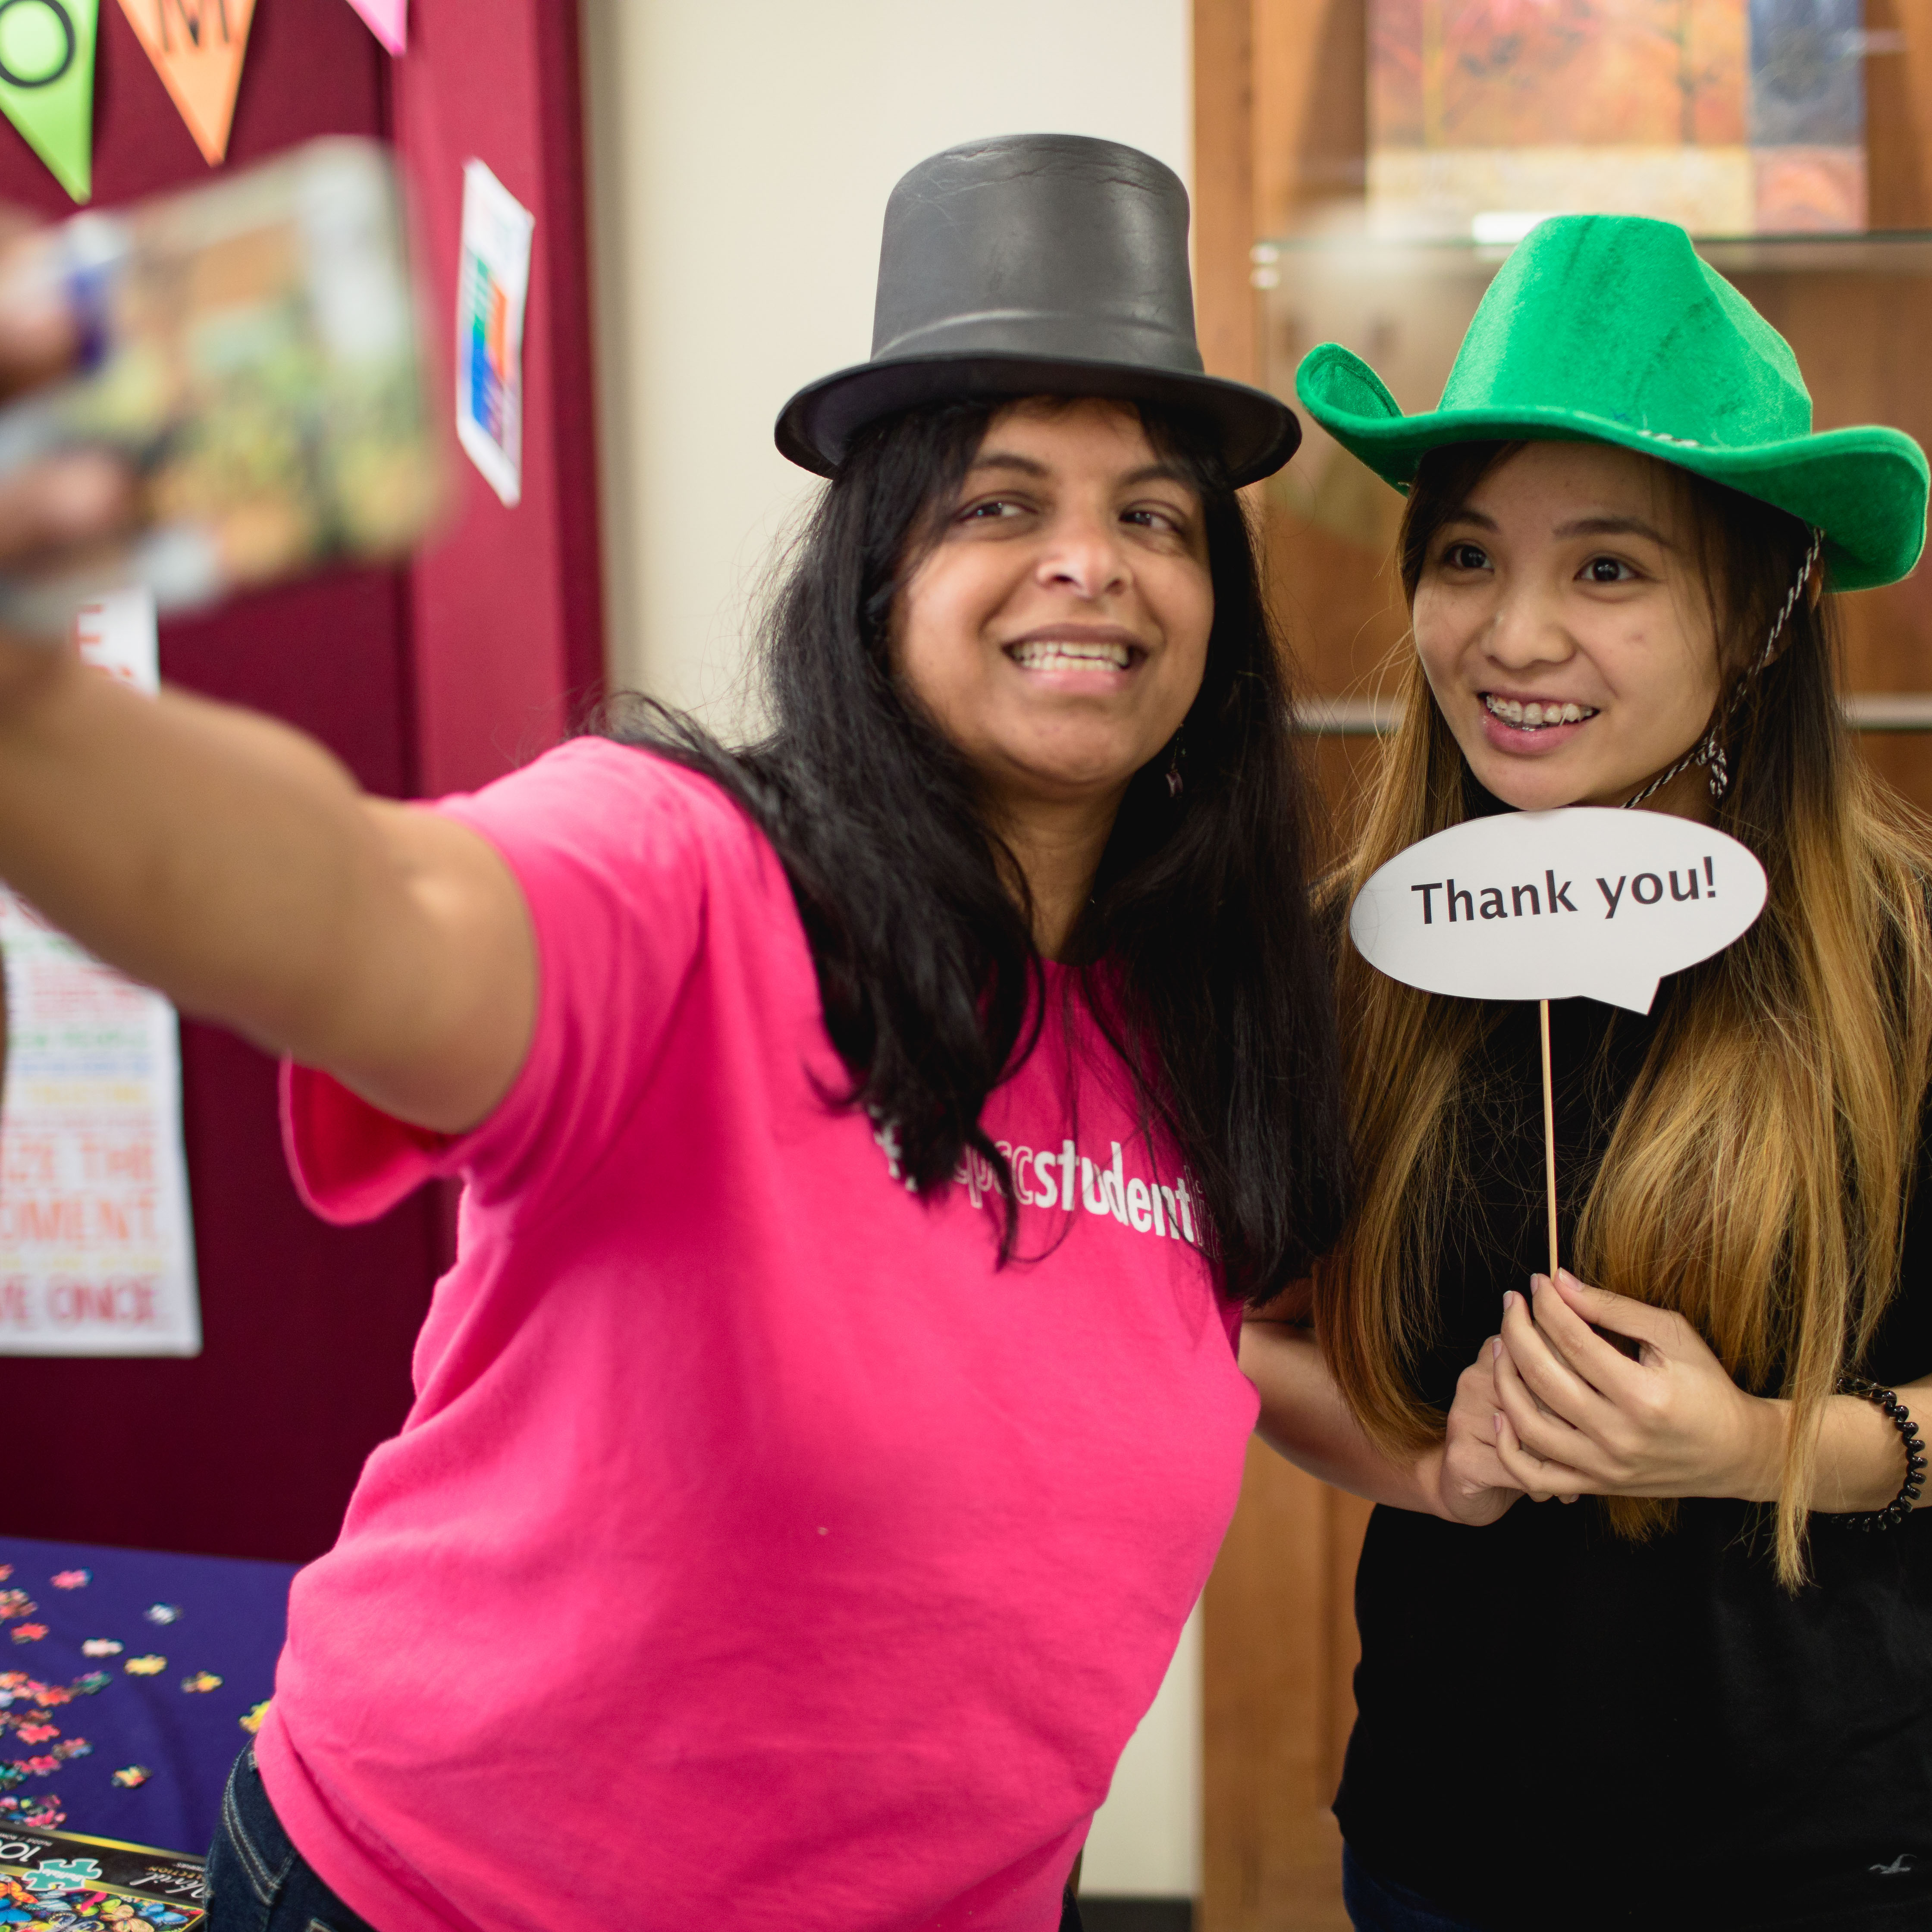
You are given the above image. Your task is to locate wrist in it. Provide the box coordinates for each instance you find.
[0,632,79,736]
[1728,1393,1788,1504]
[1413,1440,1453,1520]
[1821,1381,1926,1518]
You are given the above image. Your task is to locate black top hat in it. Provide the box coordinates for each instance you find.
[775,134,1301,486]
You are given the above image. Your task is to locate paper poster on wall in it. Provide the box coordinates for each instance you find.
[455,158,533,508]
[116,0,258,166]
[1366,0,1868,237]
[345,0,404,55]
[0,588,201,1358]
[0,0,99,204]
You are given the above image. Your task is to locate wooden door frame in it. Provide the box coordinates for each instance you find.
[1193,8,1374,1928]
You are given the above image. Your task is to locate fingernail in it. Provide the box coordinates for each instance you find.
[1502,1290,1518,1311]
[44,456,122,533]
[1492,1412,1503,1434]
[1490,1336,1502,1361]
[0,240,69,344]
[1532,1273,1550,1293]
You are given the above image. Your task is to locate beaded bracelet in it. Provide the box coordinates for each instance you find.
[1835,1375,1927,1531]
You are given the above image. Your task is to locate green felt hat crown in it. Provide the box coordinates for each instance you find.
[1295,214,1929,590]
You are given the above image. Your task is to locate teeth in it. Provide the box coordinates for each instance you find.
[1484,695,1596,728]
[1010,639,1132,671]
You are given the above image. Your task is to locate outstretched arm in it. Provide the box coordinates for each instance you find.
[0,232,536,1135]
[1240,1313,1526,1524]
[0,646,534,1132]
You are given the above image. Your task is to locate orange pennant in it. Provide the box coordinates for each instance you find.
[116,0,257,165]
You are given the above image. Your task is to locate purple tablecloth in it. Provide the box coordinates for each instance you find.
[0,1535,295,1859]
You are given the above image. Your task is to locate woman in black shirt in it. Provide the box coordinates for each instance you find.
[1245,215,1932,1930]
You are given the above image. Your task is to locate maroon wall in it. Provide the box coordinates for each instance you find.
[0,0,601,1563]
[394,0,605,794]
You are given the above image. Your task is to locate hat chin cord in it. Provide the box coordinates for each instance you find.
[1622,530,1825,811]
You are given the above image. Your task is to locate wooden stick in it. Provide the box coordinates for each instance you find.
[1539,997,1558,1279]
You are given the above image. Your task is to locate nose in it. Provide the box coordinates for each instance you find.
[1034,505,1129,602]
[1482,574,1576,672]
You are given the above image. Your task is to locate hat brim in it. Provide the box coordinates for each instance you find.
[1296,342,1929,592]
[778,353,1302,489]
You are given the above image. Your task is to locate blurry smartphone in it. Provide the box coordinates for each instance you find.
[0,136,444,633]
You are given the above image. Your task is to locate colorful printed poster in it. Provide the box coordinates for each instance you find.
[0,0,99,204]
[1372,0,1747,151]
[1366,0,1865,236]
[455,159,533,508]
[1749,0,1866,230]
[345,0,404,55]
[0,590,200,1359]
[115,0,257,167]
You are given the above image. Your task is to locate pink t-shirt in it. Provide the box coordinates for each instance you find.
[257,739,1258,1932]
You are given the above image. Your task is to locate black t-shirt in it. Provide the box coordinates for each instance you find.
[1334,990,1932,1932]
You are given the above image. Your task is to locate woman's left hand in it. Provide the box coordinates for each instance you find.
[1490,1270,1783,1502]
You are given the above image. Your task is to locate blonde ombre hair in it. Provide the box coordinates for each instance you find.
[1315,442,1932,1586]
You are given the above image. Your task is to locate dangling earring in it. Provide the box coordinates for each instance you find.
[1165,735,1185,800]
[1704,743,1731,804]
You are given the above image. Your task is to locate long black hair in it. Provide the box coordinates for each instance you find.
[602,396,1348,1303]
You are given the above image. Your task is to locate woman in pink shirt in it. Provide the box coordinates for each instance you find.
[0,137,1364,1929]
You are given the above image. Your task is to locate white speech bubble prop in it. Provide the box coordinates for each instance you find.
[1349,808,1768,1014]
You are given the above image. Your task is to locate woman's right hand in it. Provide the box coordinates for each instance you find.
[1429,1337,1535,1525]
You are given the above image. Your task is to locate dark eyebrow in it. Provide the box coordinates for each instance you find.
[966,451,1049,477]
[1437,505,1499,531]
[963,452,1197,491]
[1120,461,1197,490]
[1554,514,1676,549]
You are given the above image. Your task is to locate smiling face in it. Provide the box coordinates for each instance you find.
[891,396,1214,831]
[1412,439,1725,814]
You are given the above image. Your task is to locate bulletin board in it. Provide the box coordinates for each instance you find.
[0,0,603,1566]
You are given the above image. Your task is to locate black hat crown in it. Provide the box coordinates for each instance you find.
[776,133,1299,485]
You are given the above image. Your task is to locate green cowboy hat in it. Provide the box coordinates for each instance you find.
[1295,213,1929,591]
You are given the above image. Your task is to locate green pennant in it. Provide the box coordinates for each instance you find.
[0,0,97,202]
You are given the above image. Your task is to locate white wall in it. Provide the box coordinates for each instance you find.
[1081,1600,1203,1897]
[581,0,1192,722]
[578,0,1201,1897]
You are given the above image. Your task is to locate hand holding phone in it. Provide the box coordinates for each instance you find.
[0,137,444,636]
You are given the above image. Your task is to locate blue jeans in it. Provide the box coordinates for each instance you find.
[206,1747,378,1932]
[1344,1846,1490,1932]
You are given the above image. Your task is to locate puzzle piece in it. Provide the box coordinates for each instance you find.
[23,1858,102,1892]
